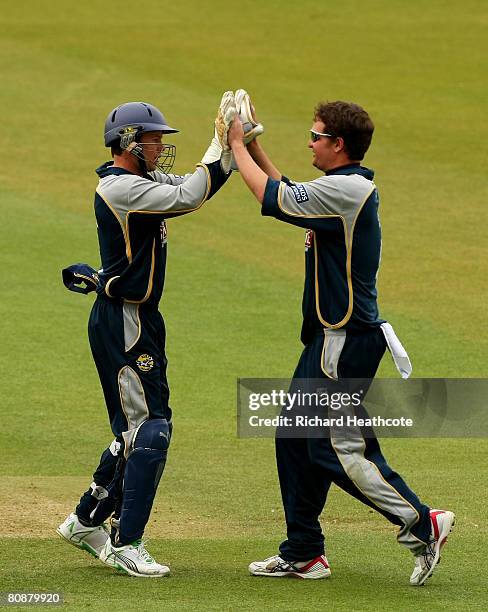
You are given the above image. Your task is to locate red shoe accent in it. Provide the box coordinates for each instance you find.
[299,555,329,572]
[430,510,445,540]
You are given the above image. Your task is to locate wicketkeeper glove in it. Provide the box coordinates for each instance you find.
[62,263,100,294]
[231,89,265,171]
[234,89,264,144]
[201,91,237,174]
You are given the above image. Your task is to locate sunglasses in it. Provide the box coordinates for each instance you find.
[310,129,336,142]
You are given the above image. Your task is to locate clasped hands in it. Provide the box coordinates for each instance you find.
[201,89,264,173]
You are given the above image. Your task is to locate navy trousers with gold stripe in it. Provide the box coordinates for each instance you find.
[75,295,171,528]
[88,294,172,437]
[277,327,431,561]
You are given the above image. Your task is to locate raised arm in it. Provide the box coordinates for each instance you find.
[228,117,269,203]
[246,139,281,180]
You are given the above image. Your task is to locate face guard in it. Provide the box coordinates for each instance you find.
[153,143,176,174]
[120,127,176,174]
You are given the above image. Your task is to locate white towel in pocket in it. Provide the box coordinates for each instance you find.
[380,322,412,379]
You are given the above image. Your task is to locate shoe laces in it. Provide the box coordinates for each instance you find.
[132,539,155,563]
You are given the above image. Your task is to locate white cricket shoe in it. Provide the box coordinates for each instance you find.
[410,509,455,586]
[99,538,170,578]
[249,554,331,579]
[56,513,110,559]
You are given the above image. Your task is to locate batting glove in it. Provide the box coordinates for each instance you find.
[201,91,237,174]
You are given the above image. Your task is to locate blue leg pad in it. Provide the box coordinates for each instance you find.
[117,419,170,544]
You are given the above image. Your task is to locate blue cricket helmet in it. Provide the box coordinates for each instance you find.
[104,101,179,147]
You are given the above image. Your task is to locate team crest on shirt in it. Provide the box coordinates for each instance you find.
[136,354,154,372]
[305,229,314,251]
[291,183,309,203]
[160,220,168,246]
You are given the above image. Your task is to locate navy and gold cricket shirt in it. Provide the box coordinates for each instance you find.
[262,164,384,344]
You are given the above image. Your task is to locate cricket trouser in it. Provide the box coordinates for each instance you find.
[276,327,431,561]
[76,295,172,535]
[88,295,172,435]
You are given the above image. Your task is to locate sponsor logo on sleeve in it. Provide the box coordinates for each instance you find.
[291,183,309,203]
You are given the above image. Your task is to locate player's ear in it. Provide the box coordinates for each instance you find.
[334,136,345,153]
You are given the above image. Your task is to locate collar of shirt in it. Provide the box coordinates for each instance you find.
[95,161,153,180]
[95,161,136,178]
[325,163,374,181]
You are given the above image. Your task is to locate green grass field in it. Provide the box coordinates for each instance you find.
[1,0,487,609]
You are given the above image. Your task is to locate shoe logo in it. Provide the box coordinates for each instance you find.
[114,552,139,574]
[136,354,154,372]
